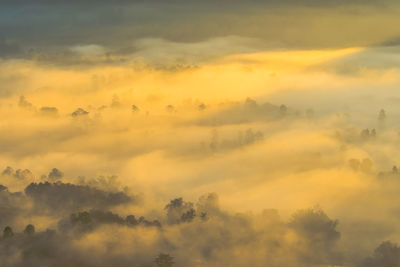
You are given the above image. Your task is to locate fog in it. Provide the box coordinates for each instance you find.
[1,1,400,266]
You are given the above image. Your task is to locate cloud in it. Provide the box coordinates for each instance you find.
[0,0,399,64]
[70,45,106,57]
[0,39,22,58]
[39,106,58,116]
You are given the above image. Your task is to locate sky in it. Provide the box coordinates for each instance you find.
[1,1,400,266]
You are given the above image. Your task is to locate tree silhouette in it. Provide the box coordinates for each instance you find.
[181,208,196,222]
[393,166,398,174]
[132,105,139,112]
[24,224,35,236]
[3,226,13,238]
[361,129,370,139]
[71,211,92,224]
[371,128,376,137]
[166,105,175,113]
[378,109,386,122]
[48,168,63,180]
[279,104,287,115]
[198,103,206,111]
[154,253,174,267]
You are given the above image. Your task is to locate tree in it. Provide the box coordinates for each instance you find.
[48,168,63,180]
[154,253,174,267]
[361,129,370,139]
[18,95,33,109]
[361,241,400,267]
[371,128,376,137]
[166,105,175,112]
[132,105,139,112]
[279,104,287,115]
[198,103,206,111]
[71,211,92,224]
[165,198,194,224]
[378,109,386,122]
[71,108,89,117]
[126,215,138,226]
[393,166,398,174]
[24,224,35,236]
[181,208,196,222]
[111,94,121,108]
[3,226,13,238]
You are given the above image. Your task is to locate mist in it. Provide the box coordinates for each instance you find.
[1,1,400,266]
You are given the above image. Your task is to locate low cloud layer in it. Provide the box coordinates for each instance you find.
[1,4,400,264]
